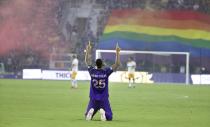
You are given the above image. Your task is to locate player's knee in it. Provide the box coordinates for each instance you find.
[106,116,113,121]
[106,114,113,121]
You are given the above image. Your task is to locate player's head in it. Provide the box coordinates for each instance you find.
[73,55,77,59]
[128,57,133,61]
[95,59,103,69]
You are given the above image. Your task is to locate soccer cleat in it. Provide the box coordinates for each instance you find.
[86,108,94,121]
[99,108,106,121]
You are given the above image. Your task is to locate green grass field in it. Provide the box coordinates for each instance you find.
[0,79,210,127]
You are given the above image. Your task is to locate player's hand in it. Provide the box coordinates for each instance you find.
[86,41,92,52]
[116,43,120,53]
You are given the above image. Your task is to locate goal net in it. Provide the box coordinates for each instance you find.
[49,53,76,69]
[96,50,190,84]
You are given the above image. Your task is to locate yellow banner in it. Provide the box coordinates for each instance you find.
[104,25,210,41]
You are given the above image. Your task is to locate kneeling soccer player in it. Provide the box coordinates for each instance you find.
[84,42,120,121]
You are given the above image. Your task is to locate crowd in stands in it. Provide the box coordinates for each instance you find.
[95,0,210,13]
[75,0,210,70]
[0,48,48,74]
[0,0,210,74]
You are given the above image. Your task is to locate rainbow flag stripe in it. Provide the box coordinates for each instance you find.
[99,9,210,57]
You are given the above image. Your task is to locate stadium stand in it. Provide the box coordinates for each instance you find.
[0,0,210,83]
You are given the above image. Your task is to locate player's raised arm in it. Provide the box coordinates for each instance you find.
[112,43,121,71]
[85,41,92,66]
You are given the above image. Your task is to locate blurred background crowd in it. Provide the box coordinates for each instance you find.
[0,0,210,76]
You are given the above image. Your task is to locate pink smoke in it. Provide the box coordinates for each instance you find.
[0,0,61,57]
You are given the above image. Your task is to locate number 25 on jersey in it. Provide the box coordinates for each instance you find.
[92,79,106,88]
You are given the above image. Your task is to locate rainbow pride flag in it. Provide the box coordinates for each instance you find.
[98,9,210,57]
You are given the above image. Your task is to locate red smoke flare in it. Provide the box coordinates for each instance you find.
[0,0,61,58]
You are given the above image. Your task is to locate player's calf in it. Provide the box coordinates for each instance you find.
[86,108,94,121]
[99,108,106,121]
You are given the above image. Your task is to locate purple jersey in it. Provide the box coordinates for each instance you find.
[88,66,113,100]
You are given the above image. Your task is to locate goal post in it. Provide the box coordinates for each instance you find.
[96,49,190,84]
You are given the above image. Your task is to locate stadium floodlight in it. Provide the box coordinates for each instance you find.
[96,49,190,84]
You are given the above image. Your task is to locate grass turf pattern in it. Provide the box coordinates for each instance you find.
[0,79,210,127]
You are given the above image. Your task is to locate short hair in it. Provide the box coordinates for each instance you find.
[73,55,77,58]
[96,59,103,68]
[129,57,134,60]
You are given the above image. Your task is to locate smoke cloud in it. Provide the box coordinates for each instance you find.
[0,0,61,57]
